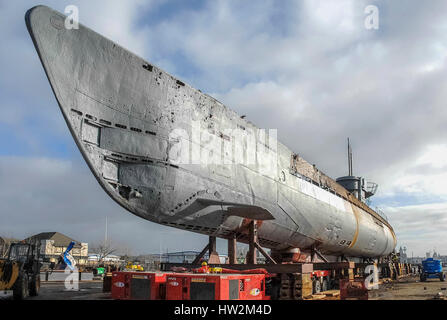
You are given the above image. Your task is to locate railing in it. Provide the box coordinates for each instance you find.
[375,207,388,221]
[365,181,378,197]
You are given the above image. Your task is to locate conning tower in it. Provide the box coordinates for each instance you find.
[336,138,378,203]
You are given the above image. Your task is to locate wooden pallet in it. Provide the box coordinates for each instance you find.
[304,290,340,300]
[316,290,340,297]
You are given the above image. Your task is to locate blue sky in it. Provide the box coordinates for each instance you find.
[1,0,447,256]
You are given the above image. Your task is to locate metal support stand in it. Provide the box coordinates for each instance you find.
[228,235,237,265]
[254,242,277,264]
[208,236,220,264]
[247,221,258,264]
[311,247,328,263]
[191,243,210,265]
[191,236,221,264]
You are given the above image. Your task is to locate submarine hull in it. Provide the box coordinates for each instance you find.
[26,6,396,259]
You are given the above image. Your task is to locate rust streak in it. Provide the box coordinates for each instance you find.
[349,204,360,249]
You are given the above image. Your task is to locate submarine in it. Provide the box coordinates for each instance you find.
[25,5,396,262]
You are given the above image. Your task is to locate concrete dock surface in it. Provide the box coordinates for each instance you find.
[369,275,447,300]
[1,281,109,300]
[1,275,445,300]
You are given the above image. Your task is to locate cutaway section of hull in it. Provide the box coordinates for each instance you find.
[26,5,396,259]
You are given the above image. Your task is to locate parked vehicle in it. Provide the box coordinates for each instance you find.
[0,242,41,299]
[420,258,445,282]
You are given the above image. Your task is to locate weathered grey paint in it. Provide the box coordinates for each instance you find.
[26,6,396,259]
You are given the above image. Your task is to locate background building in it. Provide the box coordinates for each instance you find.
[407,250,447,266]
[399,246,408,263]
[407,257,424,264]
[88,253,123,264]
[24,232,88,265]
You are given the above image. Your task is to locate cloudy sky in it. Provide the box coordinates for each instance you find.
[1,0,446,257]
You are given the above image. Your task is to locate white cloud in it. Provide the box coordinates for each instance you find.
[380,144,447,198]
[68,0,158,57]
[386,202,447,256]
